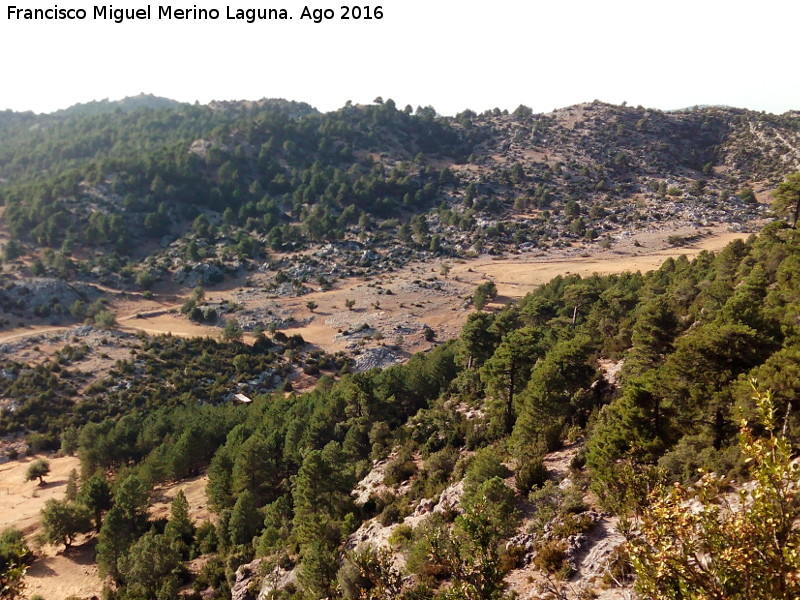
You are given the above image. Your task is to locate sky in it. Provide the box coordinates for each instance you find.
[1,0,799,116]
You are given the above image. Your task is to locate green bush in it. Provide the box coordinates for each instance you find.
[383,451,417,487]
[387,523,413,548]
[463,446,511,496]
[534,540,569,574]
[423,447,458,485]
[515,456,547,494]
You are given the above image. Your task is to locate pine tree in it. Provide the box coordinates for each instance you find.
[79,474,113,532]
[118,530,182,599]
[774,172,800,228]
[65,469,79,501]
[228,490,260,547]
[164,490,196,556]
[480,327,540,434]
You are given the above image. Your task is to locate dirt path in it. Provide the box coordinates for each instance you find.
[0,326,71,344]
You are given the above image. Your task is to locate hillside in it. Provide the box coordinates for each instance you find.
[2,97,800,600]
[2,221,800,599]
[0,98,798,339]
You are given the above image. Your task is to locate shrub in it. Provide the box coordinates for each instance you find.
[383,452,417,487]
[630,385,800,600]
[515,456,547,494]
[463,447,511,496]
[387,524,413,548]
[423,447,458,485]
[534,540,569,574]
[377,503,402,526]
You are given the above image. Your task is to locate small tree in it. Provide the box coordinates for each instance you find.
[306,300,318,313]
[25,459,50,485]
[65,469,79,501]
[629,383,800,599]
[118,530,182,598]
[345,299,356,311]
[774,172,800,228]
[222,318,242,343]
[39,499,92,550]
[93,310,117,329]
[473,281,498,310]
[164,491,196,557]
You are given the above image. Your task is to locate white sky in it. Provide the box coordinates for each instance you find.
[1,0,798,115]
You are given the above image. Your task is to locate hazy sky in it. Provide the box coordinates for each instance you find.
[2,0,798,115]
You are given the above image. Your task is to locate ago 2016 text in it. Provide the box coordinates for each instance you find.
[301,6,383,23]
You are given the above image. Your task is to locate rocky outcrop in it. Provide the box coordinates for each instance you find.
[231,559,297,600]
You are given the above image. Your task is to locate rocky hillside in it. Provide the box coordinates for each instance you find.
[0,98,797,319]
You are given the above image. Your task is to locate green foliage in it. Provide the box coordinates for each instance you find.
[480,326,540,434]
[527,480,588,538]
[65,468,79,501]
[118,530,183,600]
[773,172,800,227]
[472,281,498,310]
[512,334,597,451]
[514,455,547,494]
[533,540,569,575]
[96,473,151,582]
[630,385,800,599]
[422,447,459,487]
[457,312,499,370]
[298,540,339,598]
[428,482,518,600]
[461,477,519,538]
[39,498,92,549]
[25,458,50,484]
[222,318,243,342]
[463,447,510,499]
[6,217,800,598]
[93,309,118,329]
[338,547,404,600]
[228,489,260,547]
[0,528,31,599]
[163,491,195,556]
[383,450,418,487]
[79,474,113,532]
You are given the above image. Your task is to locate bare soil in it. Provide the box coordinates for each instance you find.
[0,454,104,600]
[0,225,755,366]
[0,455,211,600]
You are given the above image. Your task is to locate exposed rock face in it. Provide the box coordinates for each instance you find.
[174,263,225,287]
[231,559,297,600]
[0,278,101,313]
[231,559,262,600]
[351,455,393,506]
[256,565,297,598]
[352,346,404,372]
[345,478,466,554]
[576,518,626,582]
